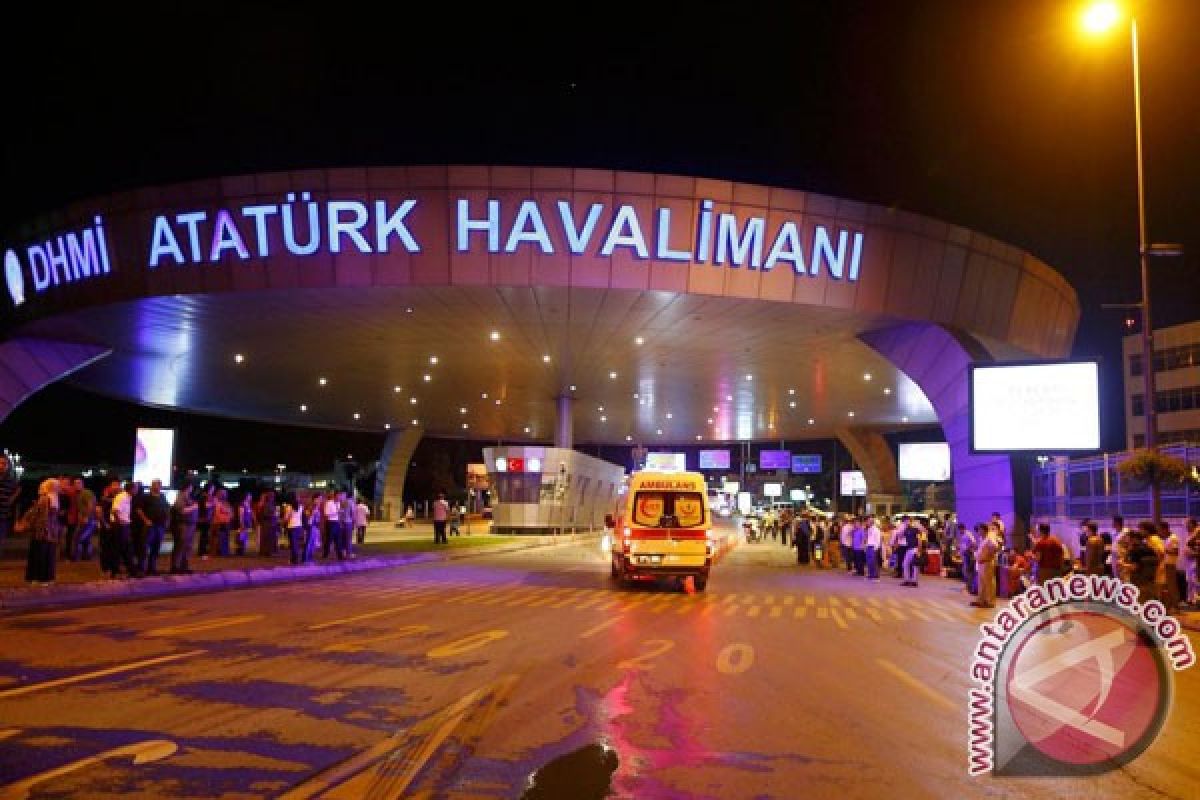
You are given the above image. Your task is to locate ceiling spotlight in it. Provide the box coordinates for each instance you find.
[863,373,872,381]
[808,418,815,425]
[411,418,419,425]
[788,388,795,395]
[462,423,469,429]
[410,397,418,404]
[884,388,892,395]
[384,423,391,430]
[394,385,402,393]
[405,307,414,313]
[902,416,910,423]
[495,399,501,405]
[609,371,618,379]
[712,406,719,412]
[633,393,640,399]
[625,435,633,442]
[598,406,604,412]
[318,377,327,386]
[234,353,244,364]
[570,385,577,391]
[353,412,361,420]
[848,411,856,417]
[489,331,500,341]
[789,401,796,408]
[460,407,468,414]
[423,374,432,382]
[300,404,308,412]
[635,336,644,346]
[524,427,531,434]
[745,374,753,381]
[696,435,702,440]
[481,392,489,399]
[666,412,673,420]
[600,416,607,422]
[543,354,551,363]
[656,429,663,435]
[707,418,713,424]
[726,395,733,401]
[768,423,775,430]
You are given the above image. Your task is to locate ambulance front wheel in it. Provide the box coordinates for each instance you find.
[693,574,708,592]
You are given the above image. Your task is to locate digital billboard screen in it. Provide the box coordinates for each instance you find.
[645,452,687,471]
[698,449,731,470]
[898,442,951,481]
[969,362,1100,452]
[791,454,822,474]
[133,428,175,487]
[840,470,867,497]
[759,450,791,470]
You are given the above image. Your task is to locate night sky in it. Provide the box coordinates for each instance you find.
[2,1,1198,470]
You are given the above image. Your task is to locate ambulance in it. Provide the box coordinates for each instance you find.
[608,470,714,591]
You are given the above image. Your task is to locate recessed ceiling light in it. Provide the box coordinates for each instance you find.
[768,423,775,430]
[300,404,308,412]
[788,401,796,408]
[423,374,432,382]
[481,392,488,399]
[863,373,872,381]
[633,393,640,399]
[234,353,244,364]
[570,385,577,391]
[394,385,402,393]
[598,406,604,412]
[495,399,501,405]
[695,434,703,440]
[707,418,713,424]
[384,423,391,430]
[600,416,607,422]
[462,423,469,429]
[902,416,909,423]
[489,331,500,341]
[460,407,468,414]
[745,374,753,381]
[666,412,673,419]
[353,412,361,420]
[625,435,633,442]
[726,395,733,402]
[543,354,551,363]
[318,377,327,386]
[656,429,663,435]
[411,418,419,425]
[609,371,618,379]
[788,388,795,395]
[808,418,815,425]
[884,388,892,395]
[635,336,644,346]
[410,397,418,404]
[524,427,531,434]
[429,356,439,365]
[848,411,856,417]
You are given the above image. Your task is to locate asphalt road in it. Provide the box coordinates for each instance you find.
[1,527,1197,799]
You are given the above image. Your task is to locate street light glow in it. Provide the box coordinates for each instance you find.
[1081,1,1121,35]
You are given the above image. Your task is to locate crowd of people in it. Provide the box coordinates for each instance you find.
[750,505,1200,614]
[4,463,372,586]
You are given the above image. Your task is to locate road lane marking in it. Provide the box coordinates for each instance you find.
[579,617,621,639]
[844,608,859,621]
[426,630,509,659]
[0,651,204,699]
[830,608,849,630]
[322,625,431,653]
[847,597,862,607]
[928,609,956,622]
[886,597,901,608]
[909,609,931,622]
[876,658,957,712]
[769,606,783,619]
[722,594,739,605]
[574,593,609,610]
[307,604,420,631]
[716,644,755,675]
[828,597,842,607]
[746,606,762,618]
[675,603,695,615]
[867,608,884,623]
[145,615,263,638]
[617,639,675,671]
[794,606,808,619]
[867,597,882,608]
[596,598,622,611]
[0,739,178,799]
[889,608,908,621]
[550,592,583,608]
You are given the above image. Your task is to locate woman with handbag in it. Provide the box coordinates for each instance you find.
[21,478,62,585]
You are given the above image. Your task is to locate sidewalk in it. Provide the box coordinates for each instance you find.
[0,520,600,612]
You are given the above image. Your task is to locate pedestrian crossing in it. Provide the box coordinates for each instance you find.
[256,578,984,630]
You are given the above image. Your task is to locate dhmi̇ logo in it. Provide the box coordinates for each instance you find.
[4,249,24,306]
[967,575,1195,777]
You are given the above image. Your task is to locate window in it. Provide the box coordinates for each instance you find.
[632,491,706,528]
[1131,343,1200,377]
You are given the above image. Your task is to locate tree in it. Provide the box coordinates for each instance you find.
[1117,449,1194,521]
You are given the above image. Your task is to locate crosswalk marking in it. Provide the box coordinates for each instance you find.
[794,606,808,619]
[769,606,783,619]
[828,597,842,607]
[724,605,741,617]
[783,596,795,605]
[844,608,859,621]
[889,608,908,621]
[847,597,862,607]
[868,608,884,622]
[867,597,882,608]
[747,606,762,618]
[764,595,775,605]
[909,609,930,621]
[805,596,816,606]
[817,607,828,620]
[830,608,849,630]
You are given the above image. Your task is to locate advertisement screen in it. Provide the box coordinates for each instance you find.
[970,362,1100,452]
[763,482,783,497]
[791,454,822,474]
[133,428,175,487]
[698,449,731,470]
[840,470,867,497]
[759,450,791,470]
[898,442,951,481]
[645,452,686,471]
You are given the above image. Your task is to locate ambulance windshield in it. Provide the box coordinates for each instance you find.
[632,491,706,528]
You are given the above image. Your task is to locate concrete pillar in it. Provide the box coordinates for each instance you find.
[860,322,1016,539]
[0,337,111,424]
[555,394,574,450]
[835,426,903,514]
[374,425,423,522]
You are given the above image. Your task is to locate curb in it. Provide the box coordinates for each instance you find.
[0,532,601,613]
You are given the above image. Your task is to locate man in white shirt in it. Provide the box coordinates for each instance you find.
[323,493,344,560]
[864,515,883,581]
[110,481,140,578]
[432,493,450,544]
[840,517,854,573]
[355,499,370,545]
